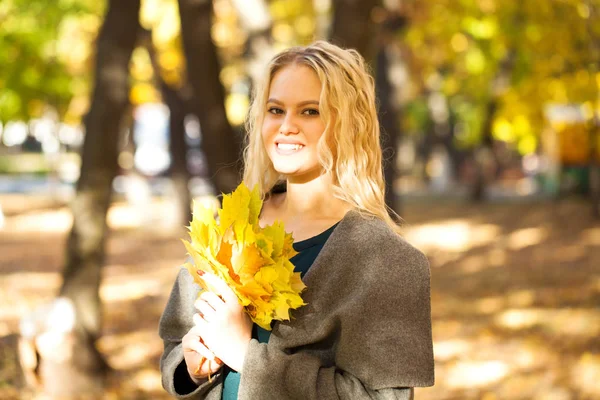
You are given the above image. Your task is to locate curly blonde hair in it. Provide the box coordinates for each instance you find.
[243,41,401,233]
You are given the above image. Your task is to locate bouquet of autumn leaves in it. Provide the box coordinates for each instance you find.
[182,183,306,331]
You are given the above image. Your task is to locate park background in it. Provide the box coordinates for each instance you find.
[0,0,599,399]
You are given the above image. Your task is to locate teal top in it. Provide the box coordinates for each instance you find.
[221,222,339,399]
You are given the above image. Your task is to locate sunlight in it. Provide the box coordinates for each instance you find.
[20,297,76,339]
[496,309,541,329]
[100,278,163,303]
[475,296,505,314]
[496,308,600,338]
[4,209,72,233]
[1,199,182,234]
[404,221,500,253]
[514,348,538,369]
[572,353,600,397]
[98,330,162,370]
[130,368,163,392]
[506,227,548,250]
[434,339,471,362]
[1,272,61,291]
[0,272,61,320]
[107,201,176,231]
[446,360,510,388]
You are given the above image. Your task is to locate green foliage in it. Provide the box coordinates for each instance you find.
[400,0,599,154]
[0,0,104,123]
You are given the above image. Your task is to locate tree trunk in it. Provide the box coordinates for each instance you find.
[330,0,380,58]
[142,29,193,226]
[590,113,600,218]
[166,91,194,226]
[57,0,141,384]
[471,100,498,201]
[177,0,241,195]
[471,51,515,202]
[584,0,600,218]
[375,45,402,217]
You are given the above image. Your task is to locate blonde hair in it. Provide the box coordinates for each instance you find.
[243,41,401,234]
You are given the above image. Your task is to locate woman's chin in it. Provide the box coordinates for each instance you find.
[273,167,299,176]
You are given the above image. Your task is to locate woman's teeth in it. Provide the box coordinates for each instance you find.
[277,143,303,151]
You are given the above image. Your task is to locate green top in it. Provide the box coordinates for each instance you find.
[221,222,339,399]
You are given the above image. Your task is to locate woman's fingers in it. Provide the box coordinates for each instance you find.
[198,291,226,311]
[199,272,239,305]
[195,298,218,321]
[186,337,216,362]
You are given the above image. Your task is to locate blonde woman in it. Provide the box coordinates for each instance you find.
[159,41,434,399]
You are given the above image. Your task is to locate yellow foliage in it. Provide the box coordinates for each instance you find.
[272,23,295,44]
[451,33,469,53]
[517,135,537,155]
[183,182,306,330]
[294,15,315,37]
[270,0,305,19]
[140,0,166,29]
[493,118,513,143]
[130,83,160,105]
[465,48,486,74]
[131,48,154,82]
[158,49,184,72]
[225,93,250,126]
[153,1,181,47]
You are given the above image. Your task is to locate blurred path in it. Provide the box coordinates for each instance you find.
[0,195,598,399]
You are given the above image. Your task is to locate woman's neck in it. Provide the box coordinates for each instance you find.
[281,175,351,221]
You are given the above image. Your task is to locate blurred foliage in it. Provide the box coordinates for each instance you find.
[0,0,104,123]
[399,0,600,156]
[1,0,597,157]
[135,0,320,124]
[0,0,322,125]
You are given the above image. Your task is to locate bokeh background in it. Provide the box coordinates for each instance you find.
[1,0,599,399]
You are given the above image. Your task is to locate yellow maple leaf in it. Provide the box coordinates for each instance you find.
[182,182,306,330]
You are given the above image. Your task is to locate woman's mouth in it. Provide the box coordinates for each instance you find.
[276,143,304,155]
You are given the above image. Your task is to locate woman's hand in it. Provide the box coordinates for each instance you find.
[182,325,223,384]
[194,271,253,372]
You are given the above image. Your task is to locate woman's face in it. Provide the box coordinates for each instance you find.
[262,64,326,183]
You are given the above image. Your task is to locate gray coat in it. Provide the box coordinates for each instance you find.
[159,210,434,399]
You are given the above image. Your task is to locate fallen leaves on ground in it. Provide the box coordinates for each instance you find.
[0,195,598,399]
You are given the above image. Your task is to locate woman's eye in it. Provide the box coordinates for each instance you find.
[302,108,319,116]
[268,107,283,115]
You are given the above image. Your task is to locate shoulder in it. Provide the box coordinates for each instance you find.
[340,211,428,262]
[330,211,430,280]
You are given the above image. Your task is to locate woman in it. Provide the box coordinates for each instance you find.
[159,41,434,399]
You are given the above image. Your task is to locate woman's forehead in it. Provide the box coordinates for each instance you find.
[268,65,322,100]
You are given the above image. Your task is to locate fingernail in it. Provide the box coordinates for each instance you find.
[197,270,205,277]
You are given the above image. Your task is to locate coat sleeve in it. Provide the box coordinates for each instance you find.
[237,236,433,400]
[158,267,224,399]
[239,341,414,400]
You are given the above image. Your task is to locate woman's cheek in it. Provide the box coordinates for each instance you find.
[262,120,279,140]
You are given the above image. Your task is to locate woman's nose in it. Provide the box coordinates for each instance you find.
[279,113,299,135]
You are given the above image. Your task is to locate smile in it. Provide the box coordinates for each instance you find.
[276,143,304,151]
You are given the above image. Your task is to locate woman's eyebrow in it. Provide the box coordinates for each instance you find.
[266,98,320,107]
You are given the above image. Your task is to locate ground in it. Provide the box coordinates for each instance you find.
[0,194,598,399]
